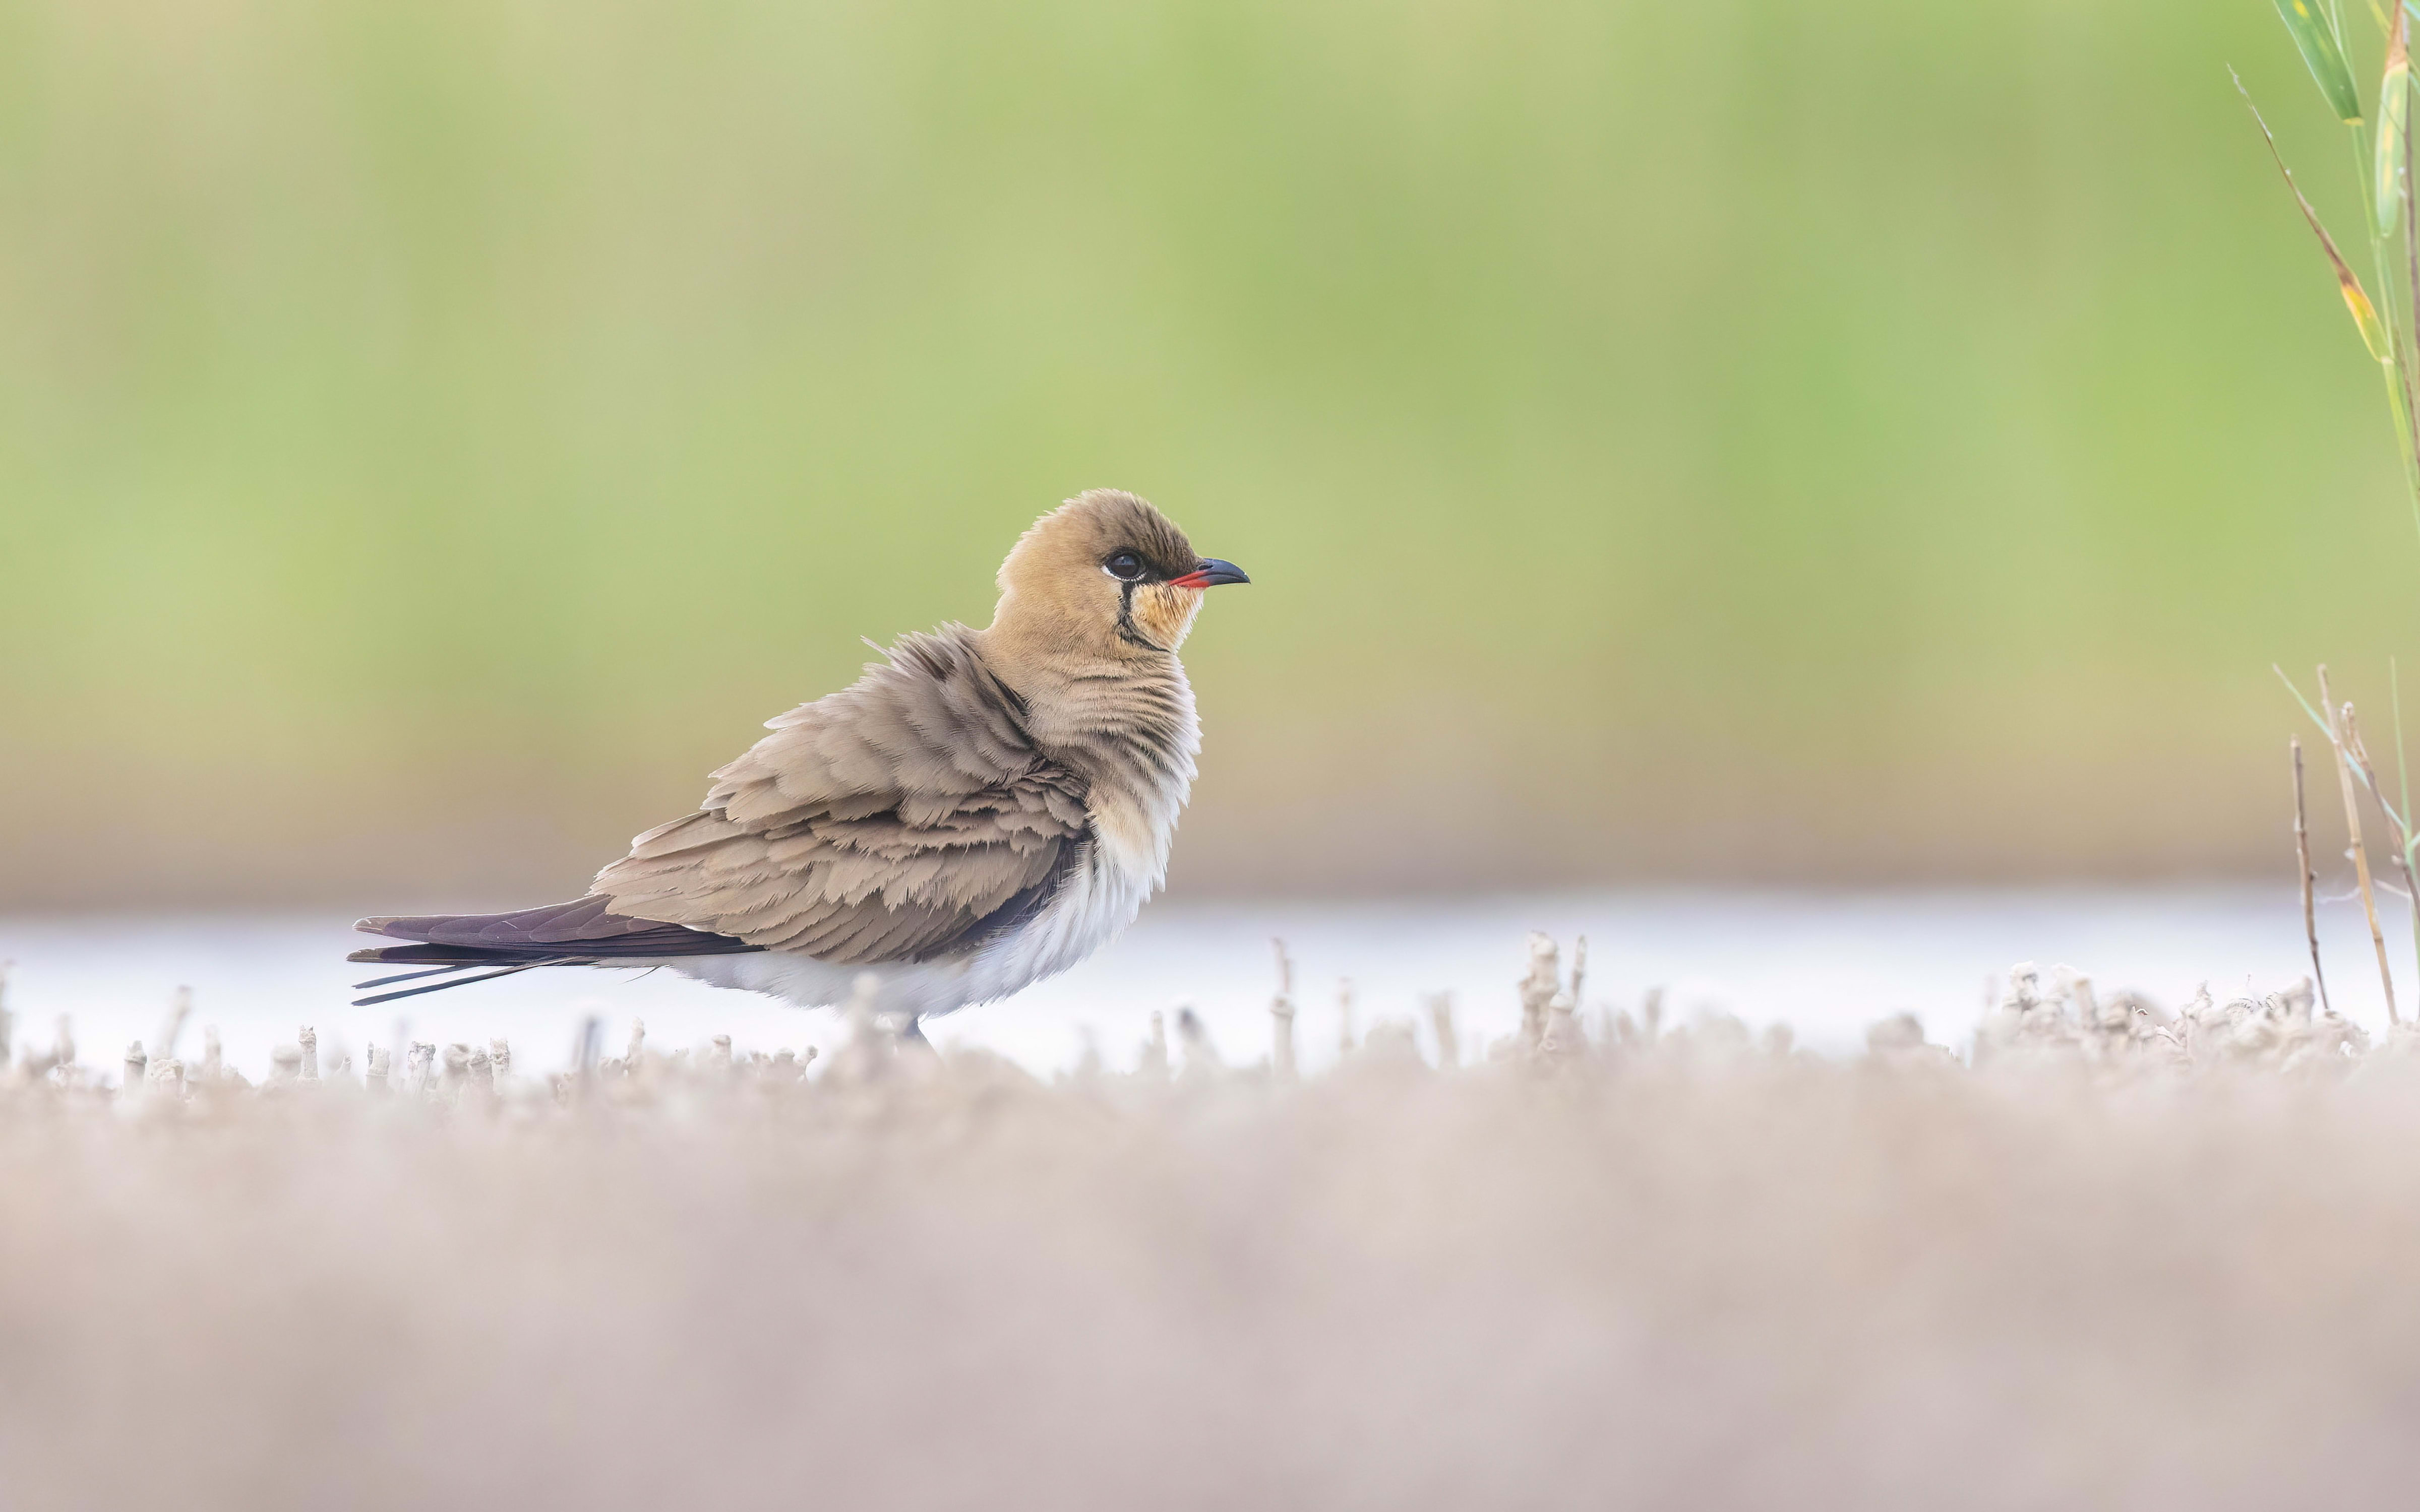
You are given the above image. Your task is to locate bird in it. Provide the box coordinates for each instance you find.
[348,488,1249,1024]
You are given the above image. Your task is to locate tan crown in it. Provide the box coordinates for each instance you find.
[983,490,1210,677]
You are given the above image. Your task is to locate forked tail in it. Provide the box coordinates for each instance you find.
[347,897,758,1005]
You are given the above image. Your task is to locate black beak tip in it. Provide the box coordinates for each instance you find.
[1197,558,1250,587]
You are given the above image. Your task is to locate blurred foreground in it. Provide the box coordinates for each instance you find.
[4,957,2417,1509]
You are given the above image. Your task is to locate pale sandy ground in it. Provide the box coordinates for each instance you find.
[4,950,2419,1510]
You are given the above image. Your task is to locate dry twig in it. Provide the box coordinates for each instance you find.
[2293,737,2332,1015]
[2319,666,2398,1024]
[1519,933,1560,1050]
[1269,940,1297,1081]
[1427,993,1460,1072]
[2341,707,2420,991]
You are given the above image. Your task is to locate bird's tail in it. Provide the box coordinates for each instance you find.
[347,898,759,1005]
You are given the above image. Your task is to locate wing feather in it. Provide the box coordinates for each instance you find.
[589,626,1089,965]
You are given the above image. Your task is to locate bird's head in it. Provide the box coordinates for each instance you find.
[987,489,1249,667]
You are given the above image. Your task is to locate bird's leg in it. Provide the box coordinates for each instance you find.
[890,1013,939,1059]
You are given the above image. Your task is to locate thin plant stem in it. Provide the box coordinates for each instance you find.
[2397,658,2420,980]
[2398,657,2413,823]
[2391,36,2420,503]
[2404,81,2419,427]
[2336,15,2420,526]
[1269,938,1296,1081]
[2350,119,2420,517]
[2342,705,2420,985]
[2295,737,2335,1015]
[2319,665,2400,1024]
[2285,663,2420,847]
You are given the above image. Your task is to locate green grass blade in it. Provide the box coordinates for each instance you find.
[2396,657,2411,818]
[2237,74,2396,359]
[2277,665,2332,738]
[2396,660,2417,883]
[2384,11,2413,231]
[2277,664,2420,832]
[2278,0,2366,122]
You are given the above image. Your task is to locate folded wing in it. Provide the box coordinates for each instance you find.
[590,626,1091,965]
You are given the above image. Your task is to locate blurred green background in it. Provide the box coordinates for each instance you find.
[4,0,2416,909]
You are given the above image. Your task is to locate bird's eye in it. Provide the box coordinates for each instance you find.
[1103,551,1145,581]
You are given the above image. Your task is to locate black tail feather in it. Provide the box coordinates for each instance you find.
[352,961,570,1008]
[348,943,525,967]
[351,962,483,990]
[353,898,758,960]
[345,899,760,1006]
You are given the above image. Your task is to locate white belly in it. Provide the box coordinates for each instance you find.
[655,833,1158,1019]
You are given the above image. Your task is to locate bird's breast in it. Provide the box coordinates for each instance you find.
[1087,787,1177,891]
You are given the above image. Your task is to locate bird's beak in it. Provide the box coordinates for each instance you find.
[1170,558,1250,589]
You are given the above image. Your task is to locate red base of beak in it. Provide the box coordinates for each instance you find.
[1170,559,1250,590]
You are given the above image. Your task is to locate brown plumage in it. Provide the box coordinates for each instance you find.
[591,625,1088,963]
[351,490,1249,1016]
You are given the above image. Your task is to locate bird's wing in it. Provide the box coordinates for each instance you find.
[589,627,1092,965]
